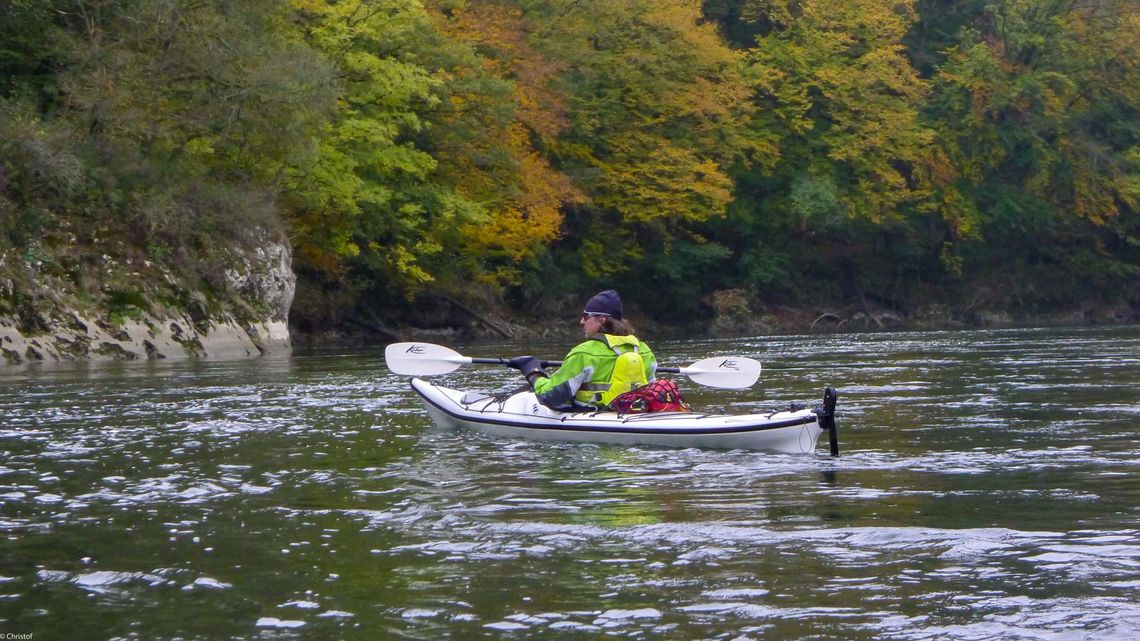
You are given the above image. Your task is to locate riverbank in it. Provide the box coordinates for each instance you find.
[5,281,1136,365]
[291,293,1140,349]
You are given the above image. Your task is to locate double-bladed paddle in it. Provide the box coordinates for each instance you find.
[384,342,762,389]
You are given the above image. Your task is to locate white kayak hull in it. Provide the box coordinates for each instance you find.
[409,378,838,454]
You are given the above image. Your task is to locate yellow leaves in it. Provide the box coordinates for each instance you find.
[895,142,980,259]
[521,0,750,229]
[751,0,934,222]
[937,186,980,241]
[939,241,965,276]
[594,138,734,224]
[802,0,916,45]
[651,2,739,70]
[436,1,571,142]
[921,0,1140,271]
[416,3,593,286]
[462,201,557,264]
[289,0,326,12]
[741,0,796,29]
[184,138,216,158]
[391,243,436,285]
[1117,148,1140,213]
[1071,174,1118,226]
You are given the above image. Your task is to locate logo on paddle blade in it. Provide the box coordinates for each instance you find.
[719,359,741,370]
[405,344,426,354]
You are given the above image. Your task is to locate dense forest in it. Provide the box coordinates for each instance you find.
[2,0,1138,336]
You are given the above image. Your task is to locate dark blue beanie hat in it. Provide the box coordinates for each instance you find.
[583,289,623,319]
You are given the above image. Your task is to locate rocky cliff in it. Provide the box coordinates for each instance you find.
[0,237,294,366]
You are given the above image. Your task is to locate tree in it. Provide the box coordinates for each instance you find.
[426,1,582,288]
[929,0,1140,301]
[284,0,449,291]
[2,0,332,322]
[723,0,938,302]
[507,0,753,317]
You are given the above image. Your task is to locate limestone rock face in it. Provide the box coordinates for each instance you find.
[1,238,294,366]
[224,238,295,324]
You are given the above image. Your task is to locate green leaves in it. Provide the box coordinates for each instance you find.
[747,0,935,223]
[927,0,1140,293]
[283,0,458,289]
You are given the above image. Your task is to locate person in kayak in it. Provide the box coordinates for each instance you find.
[508,289,657,411]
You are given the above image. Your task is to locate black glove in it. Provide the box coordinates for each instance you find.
[507,356,548,384]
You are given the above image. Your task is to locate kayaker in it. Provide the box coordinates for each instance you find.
[508,289,657,411]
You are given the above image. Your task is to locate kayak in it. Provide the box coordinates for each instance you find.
[409,377,839,454]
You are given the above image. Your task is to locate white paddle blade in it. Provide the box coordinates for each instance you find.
[385,342,472,375]
[678,356,762,389]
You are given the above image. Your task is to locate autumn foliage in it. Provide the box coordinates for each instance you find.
[1,0,1137,329]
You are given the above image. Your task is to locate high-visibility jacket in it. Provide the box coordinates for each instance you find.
[533,334,657,410]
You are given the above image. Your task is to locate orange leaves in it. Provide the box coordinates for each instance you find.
[426,2,582,285]
[459,124,576,273]
[537,0,750,227]
[437,2,571,142]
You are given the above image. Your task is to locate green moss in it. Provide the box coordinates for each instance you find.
[105,288,148,326]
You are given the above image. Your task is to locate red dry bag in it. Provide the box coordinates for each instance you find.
[609,378,691,414]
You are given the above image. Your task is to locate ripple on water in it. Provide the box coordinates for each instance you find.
[3,333,1139,639]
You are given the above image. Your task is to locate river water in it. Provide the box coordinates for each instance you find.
[1,326,1138,640]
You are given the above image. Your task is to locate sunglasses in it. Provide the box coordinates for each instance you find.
[580,312,609,321]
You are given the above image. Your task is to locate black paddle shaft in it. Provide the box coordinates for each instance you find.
[470,357,510,366]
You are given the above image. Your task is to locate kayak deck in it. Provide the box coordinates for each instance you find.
[409,378,838,454]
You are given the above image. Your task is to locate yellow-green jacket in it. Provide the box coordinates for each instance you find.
[534,334,656,410]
